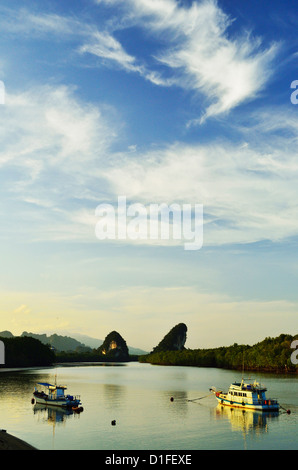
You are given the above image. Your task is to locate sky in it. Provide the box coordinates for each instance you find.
[0,0,298,351]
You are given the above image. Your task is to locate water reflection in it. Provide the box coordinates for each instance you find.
[214,404,279,437]
[0,364,295,450]
[0,371,38,396]
[165,391,189,417]
[103,384,125,409]
[32,404,82,449]
[33,403,81,424]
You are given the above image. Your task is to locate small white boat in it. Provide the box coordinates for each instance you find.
[210,378,279,412]
[33,381,82,409]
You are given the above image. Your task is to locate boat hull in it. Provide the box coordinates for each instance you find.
[215,395,279,412]
[33,395,80,408]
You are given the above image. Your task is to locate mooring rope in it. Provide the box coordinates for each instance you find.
[170,392,213,403]
[279,405,291,414]
[171,394,292,414]
[187,392,213,402]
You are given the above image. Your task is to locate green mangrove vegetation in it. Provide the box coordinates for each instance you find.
[0,329,297,373]
[0,336,55,368]
[139,334,298,373]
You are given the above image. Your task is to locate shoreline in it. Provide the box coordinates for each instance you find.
[0,361,297,375]
[0,430,37,450]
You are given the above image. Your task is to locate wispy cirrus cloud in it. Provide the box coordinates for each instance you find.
[94,0,279,120]
[0,6,82,36]
[0,0,291,248]
[78,31,173,86]
[0,1,279,120]
[0,4,173,86]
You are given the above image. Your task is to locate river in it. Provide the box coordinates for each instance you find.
[0,362,296,450]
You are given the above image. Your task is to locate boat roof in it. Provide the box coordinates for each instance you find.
[37,382,66,389]
[229,381,266,391]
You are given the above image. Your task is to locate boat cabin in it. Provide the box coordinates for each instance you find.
[229,380,267,402]
[36,382,67,400]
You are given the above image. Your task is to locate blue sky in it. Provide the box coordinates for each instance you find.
[0,0,298,350]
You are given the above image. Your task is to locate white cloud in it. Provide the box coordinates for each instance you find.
[2,83,298,248]
[1,85,115,173]
[0,6,82,37]
[79,31,141,73]
[0,1,278,119]
[94,0,278,120]
[103,126,298,246]
[0,85,118,241]
[1,84,297,249]
[79,30,176,86]
[14,304,31,315]
[0,5,173,86]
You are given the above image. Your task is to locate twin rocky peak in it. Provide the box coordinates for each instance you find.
[99,323,187,360]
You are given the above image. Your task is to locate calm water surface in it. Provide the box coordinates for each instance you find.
[0,362,297,450]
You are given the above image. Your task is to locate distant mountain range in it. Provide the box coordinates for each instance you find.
[0,330,148,356]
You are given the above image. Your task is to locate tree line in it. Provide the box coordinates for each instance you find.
[0,332,297,373]
[139,334,298,373]
[0,334,138,367]
[0,336,55,368]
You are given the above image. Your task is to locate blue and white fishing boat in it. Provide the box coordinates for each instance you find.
[210,378,280,412]
[33,381,82,410]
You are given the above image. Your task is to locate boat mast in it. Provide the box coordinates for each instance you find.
[241,349,245,386]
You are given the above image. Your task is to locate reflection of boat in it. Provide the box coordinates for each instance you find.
[32,403,83,448]
[33,381,82,409]
[33,403,75,424]
[215,404,279,435]
[210,379,279,411]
